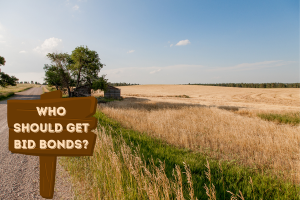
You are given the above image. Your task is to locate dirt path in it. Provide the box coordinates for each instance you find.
[0,86,74,199]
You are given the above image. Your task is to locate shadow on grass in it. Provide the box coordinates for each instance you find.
[105,97,248,112]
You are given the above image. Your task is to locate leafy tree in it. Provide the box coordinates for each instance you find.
[70,45,106,90]
[0,56,5,66]
[91,75,108,92]
[0,72,18,88]
[0,56,19,88]
[44,64,64,90]
[45,52,75,95]
[44,46,107,97]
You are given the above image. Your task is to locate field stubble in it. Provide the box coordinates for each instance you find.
[99,90,300,184]
[114,85,300,111]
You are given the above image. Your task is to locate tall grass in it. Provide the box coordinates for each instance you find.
[60,127,198,200]
[98,99,300,184]
[60,109,299,199]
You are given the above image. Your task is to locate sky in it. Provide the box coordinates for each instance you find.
[0,0,299,84]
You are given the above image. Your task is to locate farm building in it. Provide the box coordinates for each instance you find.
[104,85,121,99]
[72,85,91,97]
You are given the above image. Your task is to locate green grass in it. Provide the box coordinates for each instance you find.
[94,111,299,199]
[60,109,299,199]
[175,95,190,98]
[0,92,14,100]
[257,112,300,125]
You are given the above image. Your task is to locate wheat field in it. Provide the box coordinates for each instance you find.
[107,84,300,111]
[95,85,300,184]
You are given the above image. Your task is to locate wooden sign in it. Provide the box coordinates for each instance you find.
[7,90,97,198]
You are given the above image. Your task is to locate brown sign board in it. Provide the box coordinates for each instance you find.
[7,90,98,198]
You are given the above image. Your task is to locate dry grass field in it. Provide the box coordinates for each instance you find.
[0,84,40,95]
[96,85,300,184]
[106,84,300,111]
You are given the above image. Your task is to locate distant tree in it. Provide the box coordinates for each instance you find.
[0,72,18,87]
[0,56,5,66]
[0,56,19,88]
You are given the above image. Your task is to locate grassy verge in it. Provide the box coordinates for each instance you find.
[0,84,39,101]
[257,112,300,126]
[0,92,15,100]
[60,108,299,199]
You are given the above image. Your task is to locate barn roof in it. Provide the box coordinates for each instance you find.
[107,85,120,90]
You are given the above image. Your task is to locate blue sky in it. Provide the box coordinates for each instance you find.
[0,0,298,84]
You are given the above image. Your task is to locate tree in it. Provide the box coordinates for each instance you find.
[0,56,5,66]
[0,72,18,88]
[70,46,106,90]
[44,46,107,97]
[91,75,108,92]
[45,52,75,95]
[0,56,19,88]
[44,64,64,90]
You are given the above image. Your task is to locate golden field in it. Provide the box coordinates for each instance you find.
[95,85,300,184]
[114,85,300,111]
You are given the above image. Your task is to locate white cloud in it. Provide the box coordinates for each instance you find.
[72,5,79,11]
[33,37,63,55]
[127,50,135,53]
[150,69,161,74]
[19,50,26,53]
[0,35,3,39]
[21,42,25,44]
[176,39,191,46]
[207,60,296,72]
[170,44,173,47]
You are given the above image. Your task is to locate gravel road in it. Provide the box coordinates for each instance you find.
[0,86,75,200]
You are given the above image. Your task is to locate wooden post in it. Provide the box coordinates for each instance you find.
[39,90,62,199]
[39,156,57,198]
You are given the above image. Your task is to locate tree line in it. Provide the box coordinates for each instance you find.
[187,83,300,88]
[17,81,41,84]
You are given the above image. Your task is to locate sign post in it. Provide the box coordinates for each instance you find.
[7,90,97,199]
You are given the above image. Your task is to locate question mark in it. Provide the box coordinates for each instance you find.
[83,140,89,149]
